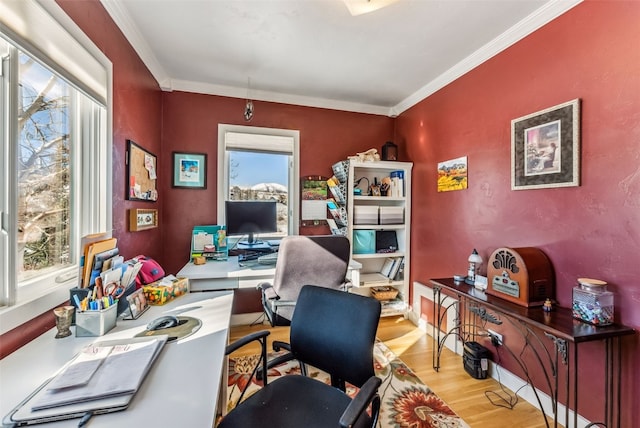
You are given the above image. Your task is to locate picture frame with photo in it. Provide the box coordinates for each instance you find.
[511,99,580,190]
[173,152,207,189]
[122,288,149,320]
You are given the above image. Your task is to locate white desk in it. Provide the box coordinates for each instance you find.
[178,256,362,292]
[0,290,233,427]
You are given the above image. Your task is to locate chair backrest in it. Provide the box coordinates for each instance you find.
[271,235,351,320]
[289,285,381,388]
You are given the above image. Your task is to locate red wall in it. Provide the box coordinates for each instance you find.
[396,1,639,424]
[159,92,394,275]
[57,0,164,262]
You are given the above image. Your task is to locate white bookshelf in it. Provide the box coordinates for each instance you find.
[343,160,412,317]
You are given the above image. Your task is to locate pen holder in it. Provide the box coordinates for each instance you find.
[75,304,117,337]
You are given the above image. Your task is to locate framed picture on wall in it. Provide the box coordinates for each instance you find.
[511,99,580,190]
[173,152,207,189]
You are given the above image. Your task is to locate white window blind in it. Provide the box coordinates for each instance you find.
[225,132,294,155]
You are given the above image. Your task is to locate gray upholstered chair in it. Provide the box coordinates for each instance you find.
[258,234,351,326]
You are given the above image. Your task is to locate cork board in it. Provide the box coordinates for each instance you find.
[127,139,158,201]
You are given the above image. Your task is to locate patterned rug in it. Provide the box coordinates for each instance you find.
[225,340,469,428]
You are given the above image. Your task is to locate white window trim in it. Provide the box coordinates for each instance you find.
[0,0,113,335]
[217,124,299,237]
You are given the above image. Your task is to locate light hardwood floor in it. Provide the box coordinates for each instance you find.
[228,315,556,428]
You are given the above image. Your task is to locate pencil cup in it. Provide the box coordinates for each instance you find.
[53,305,75,338]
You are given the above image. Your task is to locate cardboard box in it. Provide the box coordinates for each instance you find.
[353,205,378,225]
[143,277,190,306]
[379,206,404,224]
[75,304,117,337]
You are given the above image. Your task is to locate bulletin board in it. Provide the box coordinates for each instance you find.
[127,140,158,201]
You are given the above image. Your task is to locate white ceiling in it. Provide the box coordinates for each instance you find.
[100,0,581,116]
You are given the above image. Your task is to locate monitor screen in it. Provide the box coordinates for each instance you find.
[225,200,278,245]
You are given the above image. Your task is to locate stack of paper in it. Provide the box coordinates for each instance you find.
[31,337,166,411]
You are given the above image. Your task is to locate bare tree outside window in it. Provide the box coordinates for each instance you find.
[17,52,72,281]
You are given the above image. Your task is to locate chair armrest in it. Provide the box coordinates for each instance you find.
[225,330,271,405]
[339,376,382,428]
[272,340,291,352]
[225,330,270,355]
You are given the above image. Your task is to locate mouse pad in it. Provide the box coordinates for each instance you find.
[134,316,201,342]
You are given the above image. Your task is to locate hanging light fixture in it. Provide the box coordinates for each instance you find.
[244,77,254,122]
[342,0,401,16]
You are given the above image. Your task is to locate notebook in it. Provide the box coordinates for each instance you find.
[3,335,167,426]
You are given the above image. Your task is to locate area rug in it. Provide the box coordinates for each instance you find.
[226,340,469,428]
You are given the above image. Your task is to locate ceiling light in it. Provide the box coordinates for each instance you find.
[342,0,401,16]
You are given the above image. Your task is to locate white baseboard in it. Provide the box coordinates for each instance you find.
[410,281,591,428]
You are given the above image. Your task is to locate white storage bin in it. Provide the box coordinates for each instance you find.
[353,206,378,225]
[379,206,404,224]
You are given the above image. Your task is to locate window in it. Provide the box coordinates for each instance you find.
[217,124,299,241]
[0,0,111,332]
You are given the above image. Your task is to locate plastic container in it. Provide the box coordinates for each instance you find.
[572,278,614,326]
[75,304,117,337]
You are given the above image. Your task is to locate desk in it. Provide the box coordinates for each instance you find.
[429,278,634,428]
[0,290,234,427]
[178,256,362,292]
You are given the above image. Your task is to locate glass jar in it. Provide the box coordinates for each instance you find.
[572,278,614,326]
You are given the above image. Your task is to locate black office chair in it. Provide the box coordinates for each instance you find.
[258,235,351,326]
[219,285,382,428]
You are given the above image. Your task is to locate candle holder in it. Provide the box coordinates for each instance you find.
[53,305,75,338]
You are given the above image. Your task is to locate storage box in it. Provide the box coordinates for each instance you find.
[353,230,375,254]
[75,303,117,337]
[143,277,190,306]
[379,206,404,224]
[353,205,378,225]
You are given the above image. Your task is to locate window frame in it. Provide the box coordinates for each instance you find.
[217,124,300,241]
[0,0,112,335]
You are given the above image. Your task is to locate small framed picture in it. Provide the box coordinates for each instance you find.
[129,208,158,231]
[173,152,207,189]
[122,288,149,320]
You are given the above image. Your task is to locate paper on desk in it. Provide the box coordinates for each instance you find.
[31,337,165,411]
[46,346,113,391]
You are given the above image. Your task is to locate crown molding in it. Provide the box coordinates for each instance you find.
[392,0,583,115]
[170,79,392,116]
[99,0,171,90]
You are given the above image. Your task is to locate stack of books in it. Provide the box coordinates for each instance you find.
[359,256,403,286]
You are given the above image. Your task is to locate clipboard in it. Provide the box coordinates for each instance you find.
[2,336,167,427]
[82,238,117,288]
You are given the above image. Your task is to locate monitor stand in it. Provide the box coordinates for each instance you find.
[237,233,271,251]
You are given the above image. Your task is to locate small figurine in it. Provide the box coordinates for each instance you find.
[543,298,553,312]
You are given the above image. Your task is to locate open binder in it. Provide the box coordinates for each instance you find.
[3,335,167,426]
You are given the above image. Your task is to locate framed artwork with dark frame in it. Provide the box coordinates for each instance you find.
[173,152,207,189]
[511,99,580,190]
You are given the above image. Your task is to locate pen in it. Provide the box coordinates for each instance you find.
[78,411,93,427]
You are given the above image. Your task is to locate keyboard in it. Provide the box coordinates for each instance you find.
[257,252,279,265]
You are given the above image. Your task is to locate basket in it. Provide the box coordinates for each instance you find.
[371,286,398,301]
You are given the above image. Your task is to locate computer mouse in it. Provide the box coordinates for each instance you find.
[146,315,179,331]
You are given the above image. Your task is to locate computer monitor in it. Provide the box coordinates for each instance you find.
[225,200,278,246]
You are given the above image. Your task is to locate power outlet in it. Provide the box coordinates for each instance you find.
[487,329,503,346]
